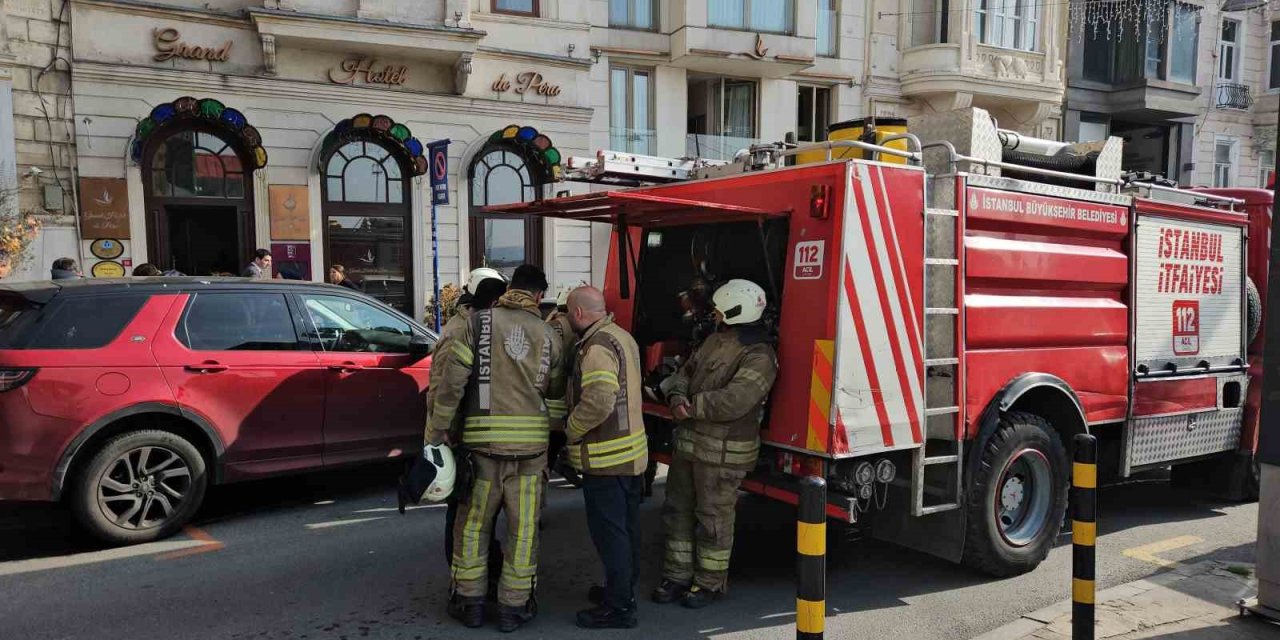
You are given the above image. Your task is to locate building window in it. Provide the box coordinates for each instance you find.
[797,85,832,143]
[708,0,794,35]
[1167,3,1198,84]
[610,67,654,154]
[322,139,413,313]
[1219,19,1241,81]
[818,0,838,56]
[150,130,245,199]
[469,144,545,277]
[1214,137,1238,188]
[687,76,758,160]
[1259,150,1275,188]
[910,0,948,47]
[1081,1,1196,85]
[493,0,537,17]
[1270,22,1280,90]
[610,0,655,30]
[975,0,1038,52]
[1078,115,1108,143]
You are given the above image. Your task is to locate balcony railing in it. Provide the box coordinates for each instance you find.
[686,133,760,161]
[1215,82,1253,110]
[609,128,657,155]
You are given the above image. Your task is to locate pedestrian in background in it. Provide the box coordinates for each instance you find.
[242,249,272,279]
[131,263,162,276]
[329,264,359,290]
[50,257,82,280]
[426,264,565,633]
[562,286,647,629]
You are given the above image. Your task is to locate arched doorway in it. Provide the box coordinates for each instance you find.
[319,115,427,314]
[468,125,562,277]
[134,97,267,276]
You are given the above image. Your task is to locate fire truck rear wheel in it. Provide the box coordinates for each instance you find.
[1247,277,1261,344]
[962,412,1069,578]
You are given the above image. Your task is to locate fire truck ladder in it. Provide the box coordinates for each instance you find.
[916,202,964,517]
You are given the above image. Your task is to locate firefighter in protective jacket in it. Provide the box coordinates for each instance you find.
[426,264,566,632]
[653,279,778,609]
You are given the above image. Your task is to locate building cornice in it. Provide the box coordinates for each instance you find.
[471,12,589,33]
[73,0,248,28]
[477,47,592,71]
[247,8,487,42]
[71,62,593,124]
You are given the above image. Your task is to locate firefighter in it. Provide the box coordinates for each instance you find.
[426,264,565,632]
[544,288,574,463]
[652,279,778,609]
[561,286,648,629]
[428,267,508,591]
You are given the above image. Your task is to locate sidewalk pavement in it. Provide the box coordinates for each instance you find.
[973,561,1280,640]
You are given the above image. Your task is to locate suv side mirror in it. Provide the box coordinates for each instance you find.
[408,333,432,359]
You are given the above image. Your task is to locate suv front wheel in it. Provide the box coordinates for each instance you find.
[70,430,208,545]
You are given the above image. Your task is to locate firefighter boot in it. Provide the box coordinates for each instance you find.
[576,604,638,629]
[681,586,722,610]
[651,579,690,604]
[448,595,485,628]
[497,600,537,633]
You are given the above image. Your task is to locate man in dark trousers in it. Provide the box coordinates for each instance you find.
[563,286,648,629]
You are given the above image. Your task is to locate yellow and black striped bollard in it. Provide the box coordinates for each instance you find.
[1072,433,1098,640]
[797,476,826,640]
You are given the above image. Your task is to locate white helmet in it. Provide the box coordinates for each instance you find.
[712,279,768,326]
[420,443,456,502]
[466,267,507,293]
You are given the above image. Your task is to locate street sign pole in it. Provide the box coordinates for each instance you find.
[427,140,451,333]
[1251,108,1280,618]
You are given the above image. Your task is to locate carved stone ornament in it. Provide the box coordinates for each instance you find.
[745,34,769,60]
[454,53,473,95]
[990,55,1029,80]
[260,34,277,76]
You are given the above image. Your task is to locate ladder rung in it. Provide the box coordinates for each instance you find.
[925,358,959,366]
[925,405,960,416]
[925,307,959,315]
[924,455,959,465]
[926,208,960,217]
[925,258,959,266]
[918,503,961,515]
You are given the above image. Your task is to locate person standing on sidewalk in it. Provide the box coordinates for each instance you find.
[562,286,648,629]
[426,264,564,633]
[652,279,777,609]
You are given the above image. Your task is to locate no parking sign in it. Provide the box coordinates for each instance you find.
[428,140,450,205]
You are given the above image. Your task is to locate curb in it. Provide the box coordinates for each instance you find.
[970,561,1218,640]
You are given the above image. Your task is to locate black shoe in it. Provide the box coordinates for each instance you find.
[650,580,689,604]
[588,585,605,605]
[497,602,536,633]
[576,604,638,629]
[681,586,721,609]
[448,595,484,628]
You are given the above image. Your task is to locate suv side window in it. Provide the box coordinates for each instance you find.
[9,295,149,350]
[180,293,300,351]
[300,294,414,354]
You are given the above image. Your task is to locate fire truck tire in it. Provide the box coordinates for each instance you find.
[1247,277,1261,344]
[962,412,1069,578]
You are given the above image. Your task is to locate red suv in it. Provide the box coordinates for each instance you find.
[0,278,434,544]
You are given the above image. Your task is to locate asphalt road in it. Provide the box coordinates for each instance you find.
[0,465,1258,640]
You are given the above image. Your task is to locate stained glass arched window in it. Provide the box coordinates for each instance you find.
[468,144,543,275]
[149,130,245,199]
[324,140,405,204]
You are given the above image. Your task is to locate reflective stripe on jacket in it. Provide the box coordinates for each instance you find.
[565,315,648,476]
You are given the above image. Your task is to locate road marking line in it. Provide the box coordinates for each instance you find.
[352,504,446,514]
[0,539,209,577]
[156,526,224,561]
[305,517,385,530]
[1122,535,1202,568]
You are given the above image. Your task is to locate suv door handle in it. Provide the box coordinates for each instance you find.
[185,362,229,374]
[328,362,364,373]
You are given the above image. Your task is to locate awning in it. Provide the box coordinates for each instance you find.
[483,190,789,227]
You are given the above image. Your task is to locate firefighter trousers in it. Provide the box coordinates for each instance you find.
[450,452,546,607]
[659,456,748,592]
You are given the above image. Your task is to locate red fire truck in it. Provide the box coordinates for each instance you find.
[491,108,1272,577]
